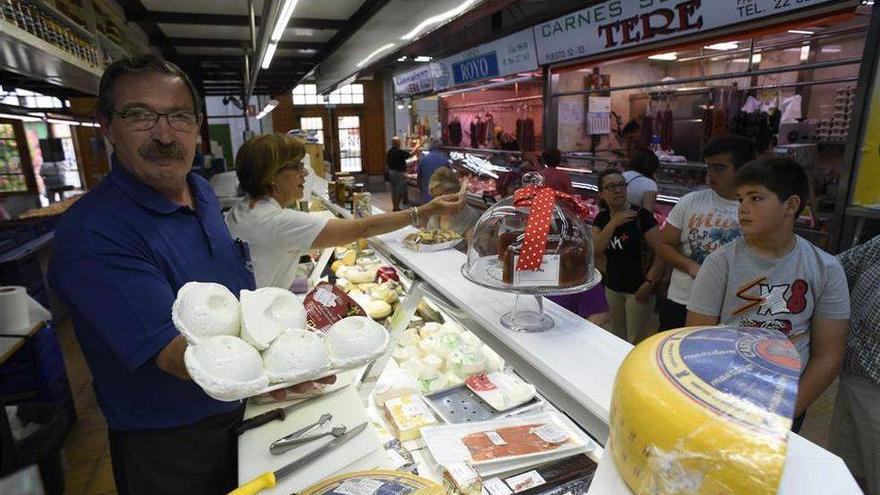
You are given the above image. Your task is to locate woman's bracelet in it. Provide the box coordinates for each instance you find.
[409,206,420,226]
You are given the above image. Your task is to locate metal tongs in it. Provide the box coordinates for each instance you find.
[269,413,348,455]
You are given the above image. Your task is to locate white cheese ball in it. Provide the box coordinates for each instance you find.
[262,329,331,383]
[184,335,268,401]
[172,282,240,345]
[326,316,388,367]
[240,288,306,350]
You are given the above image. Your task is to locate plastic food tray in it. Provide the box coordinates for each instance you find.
[422,383,543,424]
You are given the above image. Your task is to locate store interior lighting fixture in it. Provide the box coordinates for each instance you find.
[400,0,476,40]
[414,56,433,62]
[256,99,279,119]
[648,52,678,61]
[705,42,738,50]
[262,41,278,69]
[356,43,396,68]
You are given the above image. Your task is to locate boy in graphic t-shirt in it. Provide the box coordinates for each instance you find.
[656,135,756,330]
[687,157,850,430]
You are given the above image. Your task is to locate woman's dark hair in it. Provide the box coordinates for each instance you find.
[542,148,562,168]
[98,55,202,119]
[629,148,660,178]
[596,168,624,210]
[703,134,757,170]
[735,157,810,218]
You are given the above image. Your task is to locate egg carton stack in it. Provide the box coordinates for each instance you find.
[816,86,855,143]
[331,244,406,321]
[172,282,389,401]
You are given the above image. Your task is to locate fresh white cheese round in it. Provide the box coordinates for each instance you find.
[184,335,268,401]
[239,287,306,350]
[262,329,331,383]
[325,316,388,367]
[171,282,240,344]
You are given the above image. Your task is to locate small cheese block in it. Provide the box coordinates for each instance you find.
[365,300,393,320]
[373,369,419,407]
[384,394,437,441]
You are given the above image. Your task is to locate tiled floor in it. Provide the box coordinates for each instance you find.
[50,191,836,494]
[56,318,116,495]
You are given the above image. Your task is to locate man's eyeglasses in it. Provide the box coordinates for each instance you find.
[603,181,627,192]
[110,109,201,132]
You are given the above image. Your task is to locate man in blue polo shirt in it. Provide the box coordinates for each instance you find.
[49,56,254,494]
[417,138,450,204]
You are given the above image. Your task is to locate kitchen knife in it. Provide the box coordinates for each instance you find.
[233,386,345,435]
[228,421,369,495]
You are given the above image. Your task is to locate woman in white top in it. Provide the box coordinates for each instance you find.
[226,133,464,289]
[621,148,659,212]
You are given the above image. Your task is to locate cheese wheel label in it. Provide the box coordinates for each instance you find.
[656,326,800,434]
[610,326,798,495]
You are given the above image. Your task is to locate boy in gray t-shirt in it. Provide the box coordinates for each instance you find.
[688,158,850,423]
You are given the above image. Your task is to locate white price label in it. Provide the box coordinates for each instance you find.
[483,478,513,495]
[313,286,338,307]
[486,431,507,446]
[505,470,546,493]
[531,424,570,444]
[333,478,385,495]
[512,255,560,287]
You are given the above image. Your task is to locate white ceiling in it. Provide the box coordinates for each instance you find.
[158,24,337,42]
[317,0,488,92]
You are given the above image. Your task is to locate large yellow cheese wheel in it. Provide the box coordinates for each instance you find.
[609,326,800,495]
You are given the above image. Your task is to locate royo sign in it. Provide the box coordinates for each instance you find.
[452,53,500,85]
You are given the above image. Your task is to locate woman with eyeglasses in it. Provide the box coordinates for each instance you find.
[226,133,464,289]
[592,169,665,344]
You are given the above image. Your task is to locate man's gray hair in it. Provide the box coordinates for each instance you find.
[430,138,443,150]
[97,55,202,119]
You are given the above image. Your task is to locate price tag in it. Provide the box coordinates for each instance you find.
[513,255,560,286]
[531,424,570,444]
[483,478,513,495]
[486,431,507,446]
[505,470,546,493]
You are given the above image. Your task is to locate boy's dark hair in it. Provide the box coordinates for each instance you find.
[542,148,562,168]
[703,134,757,169]
[629,148,660,179]
[736,157,810,218]
[622,120,640,136]
[98,55,201,120]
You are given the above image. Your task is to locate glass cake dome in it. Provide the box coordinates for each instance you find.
[461,173,601,332]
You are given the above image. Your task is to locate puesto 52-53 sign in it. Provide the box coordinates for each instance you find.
[452,53,501,85]
[533,0,840,65]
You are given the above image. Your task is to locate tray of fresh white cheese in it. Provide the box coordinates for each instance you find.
[171,282,389,401]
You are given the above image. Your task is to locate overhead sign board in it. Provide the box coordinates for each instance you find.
[434,28,538,90]
[533,0,841,65]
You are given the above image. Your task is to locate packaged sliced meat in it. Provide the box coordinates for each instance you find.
[462,423,573,462]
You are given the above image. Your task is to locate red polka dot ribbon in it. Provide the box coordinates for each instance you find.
[513,185,589,271]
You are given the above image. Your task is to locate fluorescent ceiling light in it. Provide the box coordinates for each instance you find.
[648,52,677,61]
[256,99,279,119]
[271,0,300,42]
[752,53,762,64]
[81,122,100,127]
[397,56,408,62]
[413,56,432,62]
[705,42,738,50]
[401,0,475,40]
[821,46,842,53]
[0,113,41,122]
[396,104,404,109]
[356,43,395,68]
[788,29,815,35]
[292,28,313,37]
[262,42,278,69]
[47,118,79,126]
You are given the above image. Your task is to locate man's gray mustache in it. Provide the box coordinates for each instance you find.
[139,141,186,161]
